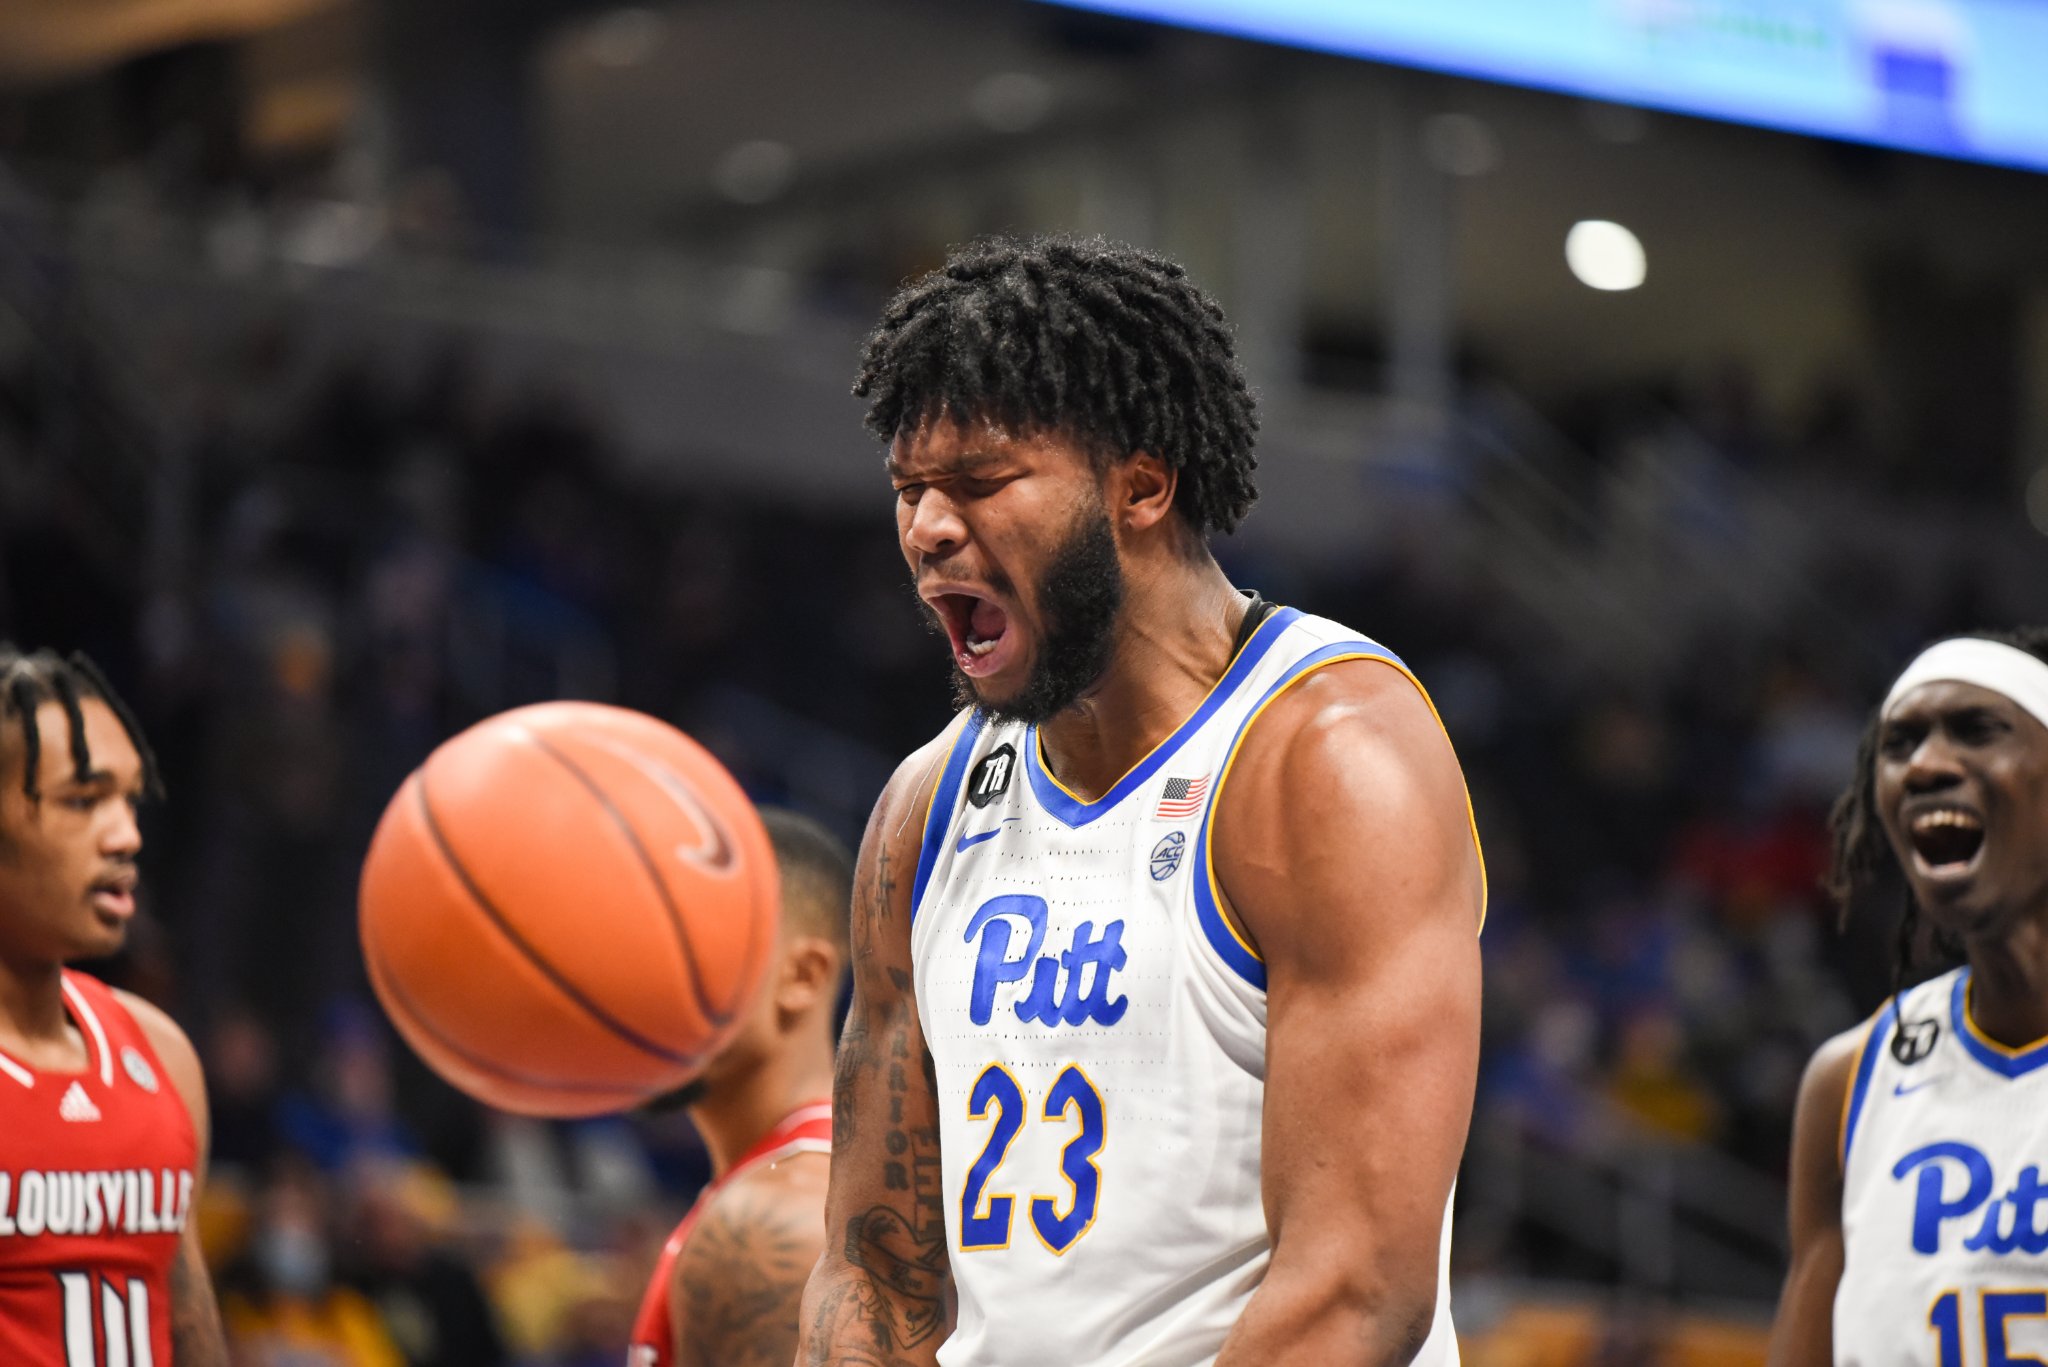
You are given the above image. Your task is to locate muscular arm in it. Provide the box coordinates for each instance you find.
[1767,1025,1864,1367]
[119,990,230,1367]
[1210,663,1484,1367]
[794,739,955,1367]
[669,1159,829,1367]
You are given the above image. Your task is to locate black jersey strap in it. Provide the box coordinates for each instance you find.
[1229,591,1276,660]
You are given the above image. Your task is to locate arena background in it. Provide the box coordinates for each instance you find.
[4,0,2048,1361]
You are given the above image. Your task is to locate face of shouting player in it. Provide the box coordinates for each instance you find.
[0,698,145,967]
[1876,680,2048,943]
[890,420,1125,724]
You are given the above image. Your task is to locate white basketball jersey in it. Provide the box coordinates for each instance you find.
[908,606,1465,1367]
[1836,967,2048,1367]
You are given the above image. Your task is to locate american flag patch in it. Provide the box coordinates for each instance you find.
[1154,774,1211,819]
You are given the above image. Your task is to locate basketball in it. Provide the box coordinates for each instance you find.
[357,701,780,1118]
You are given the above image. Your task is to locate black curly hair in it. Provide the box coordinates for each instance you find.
[853,234,1260,538]
[1828,626,2048,1060]
[0,644,162,804]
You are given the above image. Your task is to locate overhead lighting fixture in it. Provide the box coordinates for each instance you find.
[1565,219,1646,291]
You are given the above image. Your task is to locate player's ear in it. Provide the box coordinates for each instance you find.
[775,936,841,1017]
[1116,451,1177,536]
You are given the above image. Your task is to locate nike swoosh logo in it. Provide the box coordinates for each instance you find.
[572,731,737,873]
[1894,1078,1940,1097]
[956,820,1017,854]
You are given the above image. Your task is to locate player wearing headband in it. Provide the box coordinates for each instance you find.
[1770,630,2048,1367]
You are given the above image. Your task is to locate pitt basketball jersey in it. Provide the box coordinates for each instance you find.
[0,971,197,1367]
[1837,967,2048,1367]
[910,606,1465,1367]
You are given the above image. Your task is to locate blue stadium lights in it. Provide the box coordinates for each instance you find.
[1034,0,2048,174]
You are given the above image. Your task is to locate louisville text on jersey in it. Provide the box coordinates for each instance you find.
[0,1168,195,1239]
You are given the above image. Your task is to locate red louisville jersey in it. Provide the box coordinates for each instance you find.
[0,971,197,1367]
[625,1101,832,1367]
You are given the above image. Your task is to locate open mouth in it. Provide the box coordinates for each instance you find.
[930,590,1018,679]
[1907,806,1986,877]
[88,871,138,921]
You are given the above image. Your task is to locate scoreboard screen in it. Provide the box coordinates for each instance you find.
[1037,0,2048,174]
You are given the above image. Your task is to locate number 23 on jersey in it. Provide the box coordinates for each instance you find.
[959,1063,1105,1254]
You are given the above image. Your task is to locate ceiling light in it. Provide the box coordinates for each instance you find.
[1565,220,1646,291]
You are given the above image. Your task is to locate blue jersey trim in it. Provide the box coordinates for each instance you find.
[1840,997,1898,1167]
[1191,639,1404,992]
[911,712,987,925]
[1951,968,2048,1079]
[1022,608,1302,829]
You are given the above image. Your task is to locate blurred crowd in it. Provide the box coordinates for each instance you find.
[0,263,2027,1361]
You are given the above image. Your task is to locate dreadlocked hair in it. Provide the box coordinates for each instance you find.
[854,234,1261,537]
[0,644,163,802]
[1827,625,2048,1061]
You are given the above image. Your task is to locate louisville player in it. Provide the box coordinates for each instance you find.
[1772,630,2048,1367]
[795,237,1485,1365]
[0,645,228,1365]
[626,808,851,1367]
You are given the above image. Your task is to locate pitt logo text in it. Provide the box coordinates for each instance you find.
[965,895,1128,1028]
[1894,1141,2048,1255]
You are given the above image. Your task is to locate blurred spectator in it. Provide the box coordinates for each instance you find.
[276,1003,419,1174]
[207,1006,284,1176]
[487,1221,635,1366]
[341,1162,509,1367]
[1604,1008,1720,1145]
[218,1164,404,1367]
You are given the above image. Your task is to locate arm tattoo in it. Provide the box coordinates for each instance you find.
[834,1006,870,1150]
[169,1235,229,1367]
[806,1009,949,1363]
[855,841,894,957]
[674,1193,817,1367]
[836,840,899,1154]
[803,831,952,1365]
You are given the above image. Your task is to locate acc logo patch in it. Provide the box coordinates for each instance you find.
[968,744,1016,810]
[121,1046,159,1093]
[1149,831,1186,881]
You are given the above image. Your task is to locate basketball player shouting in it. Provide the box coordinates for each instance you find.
[1773,630,2048,1367]
[795,237,1485,1366]
[0,646,228,1365]
[627,808,852,1367]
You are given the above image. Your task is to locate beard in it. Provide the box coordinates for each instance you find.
[941,499,1126,726]
[639,1075,710,1114]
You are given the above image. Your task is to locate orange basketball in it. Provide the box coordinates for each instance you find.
[358,702,779,1117]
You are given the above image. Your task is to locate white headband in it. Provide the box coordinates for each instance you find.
[1883,637,2048,733]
